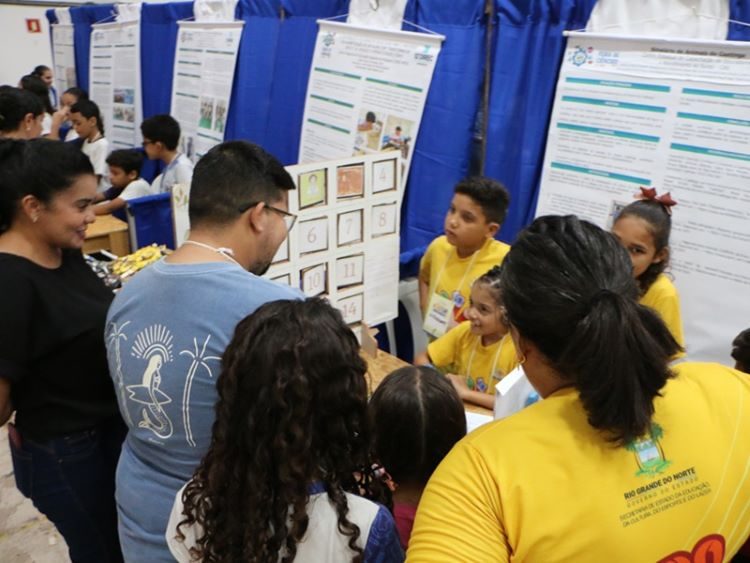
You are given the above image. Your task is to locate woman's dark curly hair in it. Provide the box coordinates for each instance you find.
[176,298,388,562]
[614,199,672,295]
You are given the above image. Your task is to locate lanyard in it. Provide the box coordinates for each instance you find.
[183,240,242,268]
[466,334,505,379]
[431,246,480,303]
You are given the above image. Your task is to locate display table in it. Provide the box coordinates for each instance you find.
[84,214,130,257]
[364,349,493,416]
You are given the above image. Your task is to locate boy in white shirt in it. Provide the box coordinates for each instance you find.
[94,149,152,219]
[140,114,193,194]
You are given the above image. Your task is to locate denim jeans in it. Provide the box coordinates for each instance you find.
[8,417,126,563]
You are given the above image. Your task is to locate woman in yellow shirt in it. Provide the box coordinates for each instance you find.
[611,189,684,349]
[408,216,750,562]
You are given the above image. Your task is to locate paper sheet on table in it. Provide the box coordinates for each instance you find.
[494,366,536,421]
[465,411,493,434]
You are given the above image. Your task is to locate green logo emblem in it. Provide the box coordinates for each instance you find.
[626,423,671,477]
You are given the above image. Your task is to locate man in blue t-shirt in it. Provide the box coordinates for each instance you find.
[105,141,302,562]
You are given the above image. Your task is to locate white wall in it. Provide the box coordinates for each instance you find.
[0,5,53,87]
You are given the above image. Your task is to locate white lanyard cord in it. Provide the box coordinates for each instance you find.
[466,334,505,379]
[183,240,242,268]
[432,246,480,300]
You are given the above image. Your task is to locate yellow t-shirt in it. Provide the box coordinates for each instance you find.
[407,362,750,562]
[427,321,517,394]
[640,273,685,350]
[420,236,510,323]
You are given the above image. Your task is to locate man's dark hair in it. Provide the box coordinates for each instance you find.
[189,141,295,227]
[454,176,511,225]
[140,114,181,150]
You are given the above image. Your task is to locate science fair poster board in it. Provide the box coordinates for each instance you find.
[265,152,403,340]
[89,21,143,149]
[536,32,750,364]
[298,20,443,181]
[170,21,243,163]
[52,24,77,94]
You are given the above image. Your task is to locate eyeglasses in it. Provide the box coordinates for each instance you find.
[238,201,297,231]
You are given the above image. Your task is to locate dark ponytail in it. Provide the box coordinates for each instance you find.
[500,215,681,445]
[0,87,43,133]
[71,99,105,136]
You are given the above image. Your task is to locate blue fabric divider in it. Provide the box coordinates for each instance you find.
[729,1,750,40]
[69,4,116,93]
[127,192,175,249]
[257,0,349,164]
[225,0,283,144]
[484,0,598,244]
[140,2,193,119]
[399,0,488,254]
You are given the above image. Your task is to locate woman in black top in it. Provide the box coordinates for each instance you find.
[0,139,124,562]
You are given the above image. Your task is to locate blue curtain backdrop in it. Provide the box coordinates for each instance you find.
[224,0,284,145]
[140,2,193,119]
[729,0,750,40]
[484,0,598,244]
[399,0,488,261]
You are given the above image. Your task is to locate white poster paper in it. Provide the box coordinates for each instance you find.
[265,152,404,335]
[298,20,443,182]
[171,21,243,163]
[90,21,142,148]
[536,33,750,364]
[52,24,77,94]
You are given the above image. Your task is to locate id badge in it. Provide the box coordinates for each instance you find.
[423,292,454,338]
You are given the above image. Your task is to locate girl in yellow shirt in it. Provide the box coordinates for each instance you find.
[416,266,517,410]
[611,188,685,350]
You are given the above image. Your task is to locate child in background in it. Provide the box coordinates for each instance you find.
[19,74,65,139]
[369,365,466,550]
[140,114,193,193]
[419,177,510,339]
[59,87,89,142]
[94,149,152,219]
[732,328,750,373]
[167,299,401,562]
[611,188,685,350]
[70,99,109,192]
[416,266,517,410]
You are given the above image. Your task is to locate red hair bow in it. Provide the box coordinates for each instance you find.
[636,187,677,215]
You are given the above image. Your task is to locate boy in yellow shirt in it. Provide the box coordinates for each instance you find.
[419,177,510,339]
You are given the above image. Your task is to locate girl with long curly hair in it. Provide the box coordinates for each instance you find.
[166,298,403,562]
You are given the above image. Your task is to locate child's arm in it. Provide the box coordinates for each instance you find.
[419,276,430,314]
[414,351,430,366]
[93,197,126,216]
[446,374,494,410]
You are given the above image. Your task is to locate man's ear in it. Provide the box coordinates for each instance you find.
[246,201,267,233]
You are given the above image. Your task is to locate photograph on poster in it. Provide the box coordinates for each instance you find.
[213,99,227,133]
[298,216,329,255]
[337,293,364,325]
[337,209,363,246]
[113,88,134,104]
[354,109,383,153]
[299,169,327,209]
[336,253,364,289]
[199,96,214,129]
[371,203,397,237]
[372,158,397,193]
[381,116,414,160]
[272,274,291,287]
[300,263,328,297]
[337,164,365,199]
[272,236,289,264]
